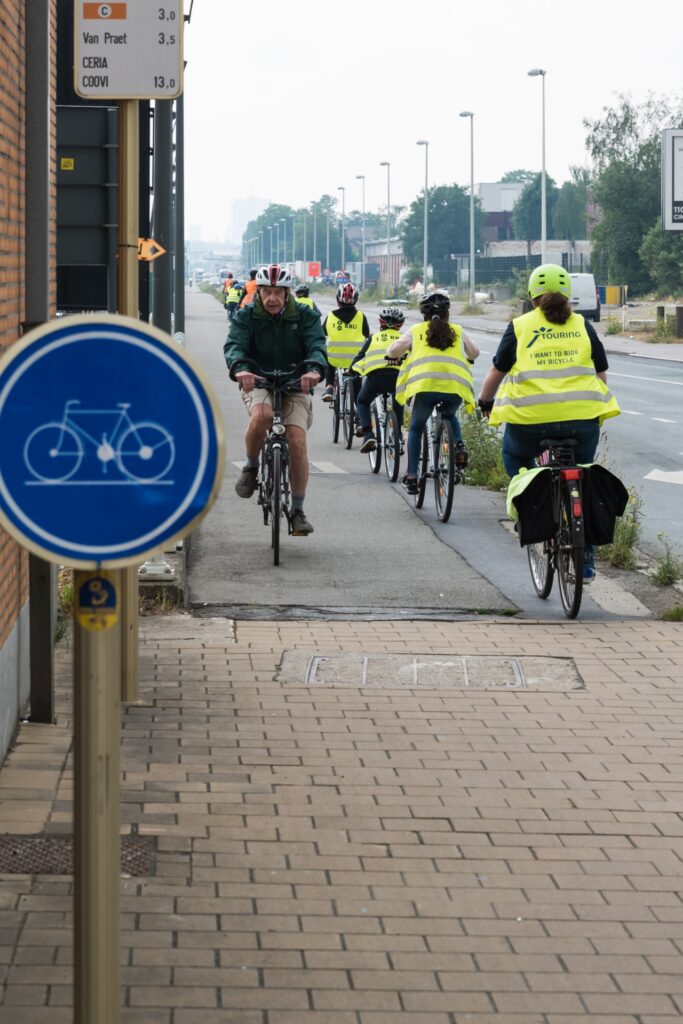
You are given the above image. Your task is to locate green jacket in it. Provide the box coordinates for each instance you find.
[224,293,328,377]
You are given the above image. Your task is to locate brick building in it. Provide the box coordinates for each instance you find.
[0,2,57,757]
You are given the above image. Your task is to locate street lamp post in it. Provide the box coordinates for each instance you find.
[528,68,547,262]
[417,140,429,294]
[312,204,317,263]
[275,221,280,264]
[326,209,330,273]
[302,211,307,277]
[258,230,263,264]
[281,217,287,268]
[459,110,475,305]
[267,225,273,262]
[337,186,346,272]
[289,212,295,265]
[356,174,366,291]
[380,161,391,292]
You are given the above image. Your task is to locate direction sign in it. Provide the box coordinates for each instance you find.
[0,315,224,568]
[74,1,183,100]
[662,129,683,231]
[138,237,166,262]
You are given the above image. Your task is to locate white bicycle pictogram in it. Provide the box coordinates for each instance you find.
[24,400,176,483]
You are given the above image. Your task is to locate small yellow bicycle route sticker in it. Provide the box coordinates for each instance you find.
[75,572,118,631]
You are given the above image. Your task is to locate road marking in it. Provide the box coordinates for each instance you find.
[310,461,347,474]
[622,410,643,415]
[610,371,683,387]
[652,417,676,423]
[644,469,683,485]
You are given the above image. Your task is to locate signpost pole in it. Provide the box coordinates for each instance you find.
[74,572,121,1024]
[118,99,140,704]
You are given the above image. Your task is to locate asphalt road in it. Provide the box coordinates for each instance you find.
[184,287,670,620]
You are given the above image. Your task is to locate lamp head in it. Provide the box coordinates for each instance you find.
[528,67,546,76]
[380,161,389,167]
[417,139,428,146]
[459,110,474,118]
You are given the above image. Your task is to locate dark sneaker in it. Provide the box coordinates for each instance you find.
[360,434,377,453]
[355,424,365,437]
[321,387,334,403]
[454,440,469,468]
[402,475,418,495]
[290,510,314,536]
[235,465,258,498]
[583,564,596,583]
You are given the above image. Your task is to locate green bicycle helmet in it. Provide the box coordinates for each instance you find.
[528,263,571,299]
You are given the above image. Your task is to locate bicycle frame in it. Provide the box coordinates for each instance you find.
[59,400,133,451]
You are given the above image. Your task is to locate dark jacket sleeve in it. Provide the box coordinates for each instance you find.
[351,336,372,368]
[299,306,329,374]
[223,305,253,373]
[361,314,371,340]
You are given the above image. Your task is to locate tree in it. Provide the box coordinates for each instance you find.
[511,173,559,241]
[400,183,484,265]
[583,93,683,293]
[640,218,683,295]
[552,181,587,241]
[501,169,537,185]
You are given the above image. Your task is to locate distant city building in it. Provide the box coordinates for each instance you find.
[476,182,526,243]
[231,196,269,244]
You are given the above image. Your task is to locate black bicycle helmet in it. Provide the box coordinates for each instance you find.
[419,290,450,318]
[379,307,406,330]
[295,285,310,297]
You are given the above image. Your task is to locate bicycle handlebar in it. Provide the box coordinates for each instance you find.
[228,359,321,390]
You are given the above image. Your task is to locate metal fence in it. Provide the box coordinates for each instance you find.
[431,251,591,288]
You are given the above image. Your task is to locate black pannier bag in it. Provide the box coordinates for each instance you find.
[582,464,629,546]
[510,468,555,547]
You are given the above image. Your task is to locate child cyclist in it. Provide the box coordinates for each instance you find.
[387,291,479,493]
[350,307,406,453]
[321,282,371,403]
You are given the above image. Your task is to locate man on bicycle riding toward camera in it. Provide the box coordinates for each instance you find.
[477,263,621,580]
[224,263,327,536]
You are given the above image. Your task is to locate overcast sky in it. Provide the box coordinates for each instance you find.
[183,0,681,240]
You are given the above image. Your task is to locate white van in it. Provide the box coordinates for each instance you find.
[569,273,600,322]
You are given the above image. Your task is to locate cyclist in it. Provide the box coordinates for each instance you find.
[350,307,406,453]
[224,263,328,536]
[239,269,258,308]
[321,282,370,404]
[477,263,621,580]
[387,291,479,493]
[295,284,322,317]
[225,278,244,321]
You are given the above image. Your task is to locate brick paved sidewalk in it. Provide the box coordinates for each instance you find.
[1,614,683,1022]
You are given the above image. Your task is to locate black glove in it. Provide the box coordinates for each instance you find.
[478,398,494,415]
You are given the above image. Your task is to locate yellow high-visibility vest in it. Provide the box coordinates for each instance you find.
[352,328,401,377]
[395,321,474,410]
[296,296,314,308]
[490,307,621,427]
[226,287,241,303]
[325,310,365,368]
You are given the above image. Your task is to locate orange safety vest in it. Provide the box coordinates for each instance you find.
[240,279,258,306]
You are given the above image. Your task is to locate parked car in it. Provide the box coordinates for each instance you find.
[570,273,600,323]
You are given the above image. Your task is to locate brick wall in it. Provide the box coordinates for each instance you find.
[0,0,57,650]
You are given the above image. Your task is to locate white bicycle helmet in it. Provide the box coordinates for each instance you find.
[336,281,359,305]
[255,264,294,288]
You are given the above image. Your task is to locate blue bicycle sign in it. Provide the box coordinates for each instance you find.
[24,400,175,484]
[0,314,224,568]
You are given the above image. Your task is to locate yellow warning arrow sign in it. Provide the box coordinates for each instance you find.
[138,237,166,262]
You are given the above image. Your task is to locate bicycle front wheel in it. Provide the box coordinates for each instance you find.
[557,489,584,618]
[342,379,355,449]
[384,410,401,482]
[415,429,428,509]
[527,541,554,599]
[368,403,381,473]
[434,420,455,522]
[271,447,282,566]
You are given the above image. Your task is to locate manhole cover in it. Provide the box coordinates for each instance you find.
[277,652,583,691]
[0,835,156,875]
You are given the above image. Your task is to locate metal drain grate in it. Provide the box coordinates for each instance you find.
[277,652,584,691]
[0,835,156,875]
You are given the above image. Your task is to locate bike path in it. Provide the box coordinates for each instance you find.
[183,288,511,617]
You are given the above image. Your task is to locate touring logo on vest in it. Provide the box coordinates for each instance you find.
[526,325,582,348]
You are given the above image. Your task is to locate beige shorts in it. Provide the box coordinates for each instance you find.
[241,387,314,431]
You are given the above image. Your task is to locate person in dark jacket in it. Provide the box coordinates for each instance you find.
[224,263,327,536]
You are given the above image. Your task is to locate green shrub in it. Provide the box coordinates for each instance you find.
[461,302,484,316]
[605,318,622,335]
[661,606,683,622]
[654,314,677,340]
[460,413,508,490]
[599,486,643,568]
[651,532,683,586]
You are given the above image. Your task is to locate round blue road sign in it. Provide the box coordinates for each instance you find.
[0,315,224,567]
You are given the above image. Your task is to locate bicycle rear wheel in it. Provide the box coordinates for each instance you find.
[434,420,455,522]
[331,374,341,444]
[271,448,282,566]
[527,541,554,598]
[342,379,355,449]
[557,489,584,618]
[384,410,401,482]
[415,429,428,509]
[368,403,382,473]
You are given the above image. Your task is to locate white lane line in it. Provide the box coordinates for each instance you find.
[310,461,347,474]
[622,410,643,416]
[651,417,676,423]
[644,469,683,485]
[609,371,683,387]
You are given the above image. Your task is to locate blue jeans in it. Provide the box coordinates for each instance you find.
[407,392,462,475]
[502,419,600,478]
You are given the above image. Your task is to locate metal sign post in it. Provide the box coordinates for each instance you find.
[0,315,223,1024]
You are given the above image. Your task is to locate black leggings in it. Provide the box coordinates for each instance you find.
[356,372,403,431]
